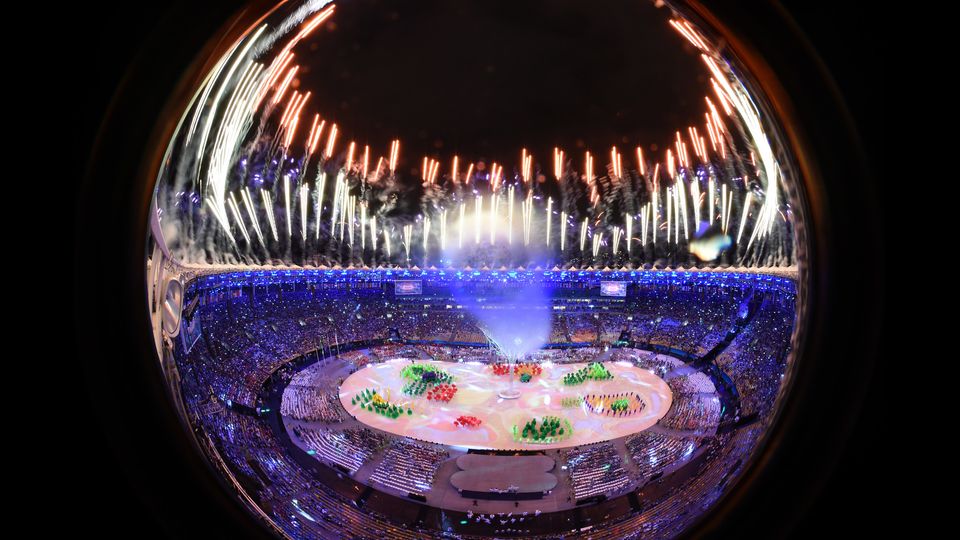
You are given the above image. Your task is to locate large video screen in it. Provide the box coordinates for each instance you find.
[394,280,423,295]
[600,281,627,297]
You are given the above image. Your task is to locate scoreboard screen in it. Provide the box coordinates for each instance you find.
[600,281,627,297]
[394,280,423,295]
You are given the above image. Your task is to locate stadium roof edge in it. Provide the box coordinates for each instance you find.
[172,263,799,282]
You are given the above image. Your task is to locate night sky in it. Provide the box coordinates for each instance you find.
[294,0,709,171]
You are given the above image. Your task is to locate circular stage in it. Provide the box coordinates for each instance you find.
[338,358,673,450]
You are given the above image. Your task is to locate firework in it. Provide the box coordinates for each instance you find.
[153,2,794,271]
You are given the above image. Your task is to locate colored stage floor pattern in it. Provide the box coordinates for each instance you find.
[338,358,673,450]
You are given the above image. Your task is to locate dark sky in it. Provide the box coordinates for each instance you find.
[294,0,709,169]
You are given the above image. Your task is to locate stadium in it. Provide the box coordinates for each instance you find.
[165,268,796,538]
[69,0,883,538]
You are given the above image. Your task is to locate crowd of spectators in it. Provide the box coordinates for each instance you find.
[626,432,699,479]
[610,350,685,378]
[168,274,796,539]
[666,371,717,394]
[658,393,723,431]
[291,425,389,474]
[628,289,741,356]
[715,299,793,420]
[564,443,632,500]
[369,440,449,496]
[280,385,345,423]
